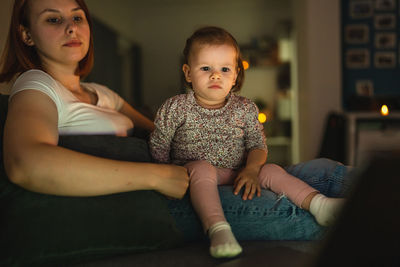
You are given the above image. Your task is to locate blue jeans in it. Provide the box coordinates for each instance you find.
[167,158,354,241]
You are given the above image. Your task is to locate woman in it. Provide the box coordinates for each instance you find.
[0,0,352,244]
[0,0,189,199]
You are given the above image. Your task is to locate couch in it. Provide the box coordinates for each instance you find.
[0,94,317,266]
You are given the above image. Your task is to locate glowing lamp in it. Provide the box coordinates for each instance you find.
[258,112,267,123]
[242,60,250,70]
[380,105,389,116]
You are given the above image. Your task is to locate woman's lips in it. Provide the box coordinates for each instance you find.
[63,41,82,47]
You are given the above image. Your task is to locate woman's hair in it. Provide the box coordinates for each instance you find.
[183,26,245,92]
[0,0,94,83]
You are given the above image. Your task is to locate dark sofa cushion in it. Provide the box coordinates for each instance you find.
[0,94,183,266]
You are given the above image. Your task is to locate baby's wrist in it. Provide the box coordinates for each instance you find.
[244,164,262,173]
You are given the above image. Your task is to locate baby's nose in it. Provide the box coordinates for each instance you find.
[210,71,221,79]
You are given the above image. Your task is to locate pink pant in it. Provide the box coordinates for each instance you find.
[185,160,317,231]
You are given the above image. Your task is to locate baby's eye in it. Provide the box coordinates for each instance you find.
[47,17,63,24]
[222,67,230,72]
[200,66,210,71]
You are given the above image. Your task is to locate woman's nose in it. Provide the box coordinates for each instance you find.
[66,20,78,35]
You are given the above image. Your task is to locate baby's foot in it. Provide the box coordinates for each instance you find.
[309,194,345,226]
[208,221,242,258]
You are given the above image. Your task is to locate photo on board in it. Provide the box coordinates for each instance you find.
[356,80,374,97]
[374,52,396,68]
[374,14,396,30]
[346,49,370,68]
[350,1,373,19]
[345,24,369,44]
[375,32,397,49]
[375,0,396,11]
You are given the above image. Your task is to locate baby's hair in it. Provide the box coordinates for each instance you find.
[183,26,244,92]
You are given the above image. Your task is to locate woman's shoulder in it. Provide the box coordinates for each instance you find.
[11,69,61,101]
[14,69,57,87]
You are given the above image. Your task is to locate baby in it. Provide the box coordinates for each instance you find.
[150,26,344,258]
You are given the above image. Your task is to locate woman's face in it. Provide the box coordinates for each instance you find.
[22,0,90,71]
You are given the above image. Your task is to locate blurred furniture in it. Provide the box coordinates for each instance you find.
[346,111,400,165]
[318,112,347,164]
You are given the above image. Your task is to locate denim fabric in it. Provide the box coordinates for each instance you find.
[284,158,353,197]
[168,158,352,241]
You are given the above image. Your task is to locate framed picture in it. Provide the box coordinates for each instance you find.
[356,80,374,97]
[375,0,396,11]
[374,14,396,30]
[345,24,369,44]
[350,1,373,19]
[346,49,370,68]
[375,32,396,49]
[374,52,396,68]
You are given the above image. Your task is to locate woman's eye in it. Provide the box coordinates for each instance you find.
[200,67,210,71]
[73,16,84,23]
[222,67,230,72]
[47,17,62,24]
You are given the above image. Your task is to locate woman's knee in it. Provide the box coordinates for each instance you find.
[309,158,343,170]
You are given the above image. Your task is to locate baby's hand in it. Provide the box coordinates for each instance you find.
[233,168,261,200]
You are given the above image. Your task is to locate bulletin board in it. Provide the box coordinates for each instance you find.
[341,0,400,111]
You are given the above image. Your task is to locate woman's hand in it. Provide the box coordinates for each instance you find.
[151,164,189,199]
[233,167,261,200]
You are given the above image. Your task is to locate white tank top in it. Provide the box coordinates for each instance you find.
[10,70,133,136]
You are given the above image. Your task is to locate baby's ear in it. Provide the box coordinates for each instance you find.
[182,64,191,82]
[20,25,34,46]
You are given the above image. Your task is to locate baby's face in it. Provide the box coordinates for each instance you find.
[183,44,238,109]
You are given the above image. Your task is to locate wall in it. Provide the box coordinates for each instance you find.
[85,0,292,111]
[0,0,343,163]
[293,0,342,162]
[86,0,343,162]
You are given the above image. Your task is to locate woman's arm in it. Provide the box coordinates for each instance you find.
[3,90,188,198]
[119,101,155,132]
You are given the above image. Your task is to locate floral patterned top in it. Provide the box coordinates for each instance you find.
[149,91,268,169]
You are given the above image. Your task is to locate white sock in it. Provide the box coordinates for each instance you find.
[208,221,242,258]
[309,194,345,226]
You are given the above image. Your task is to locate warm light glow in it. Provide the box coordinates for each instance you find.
[381,105,389,116]
[258,112,267,123]
[242,60,249,70]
